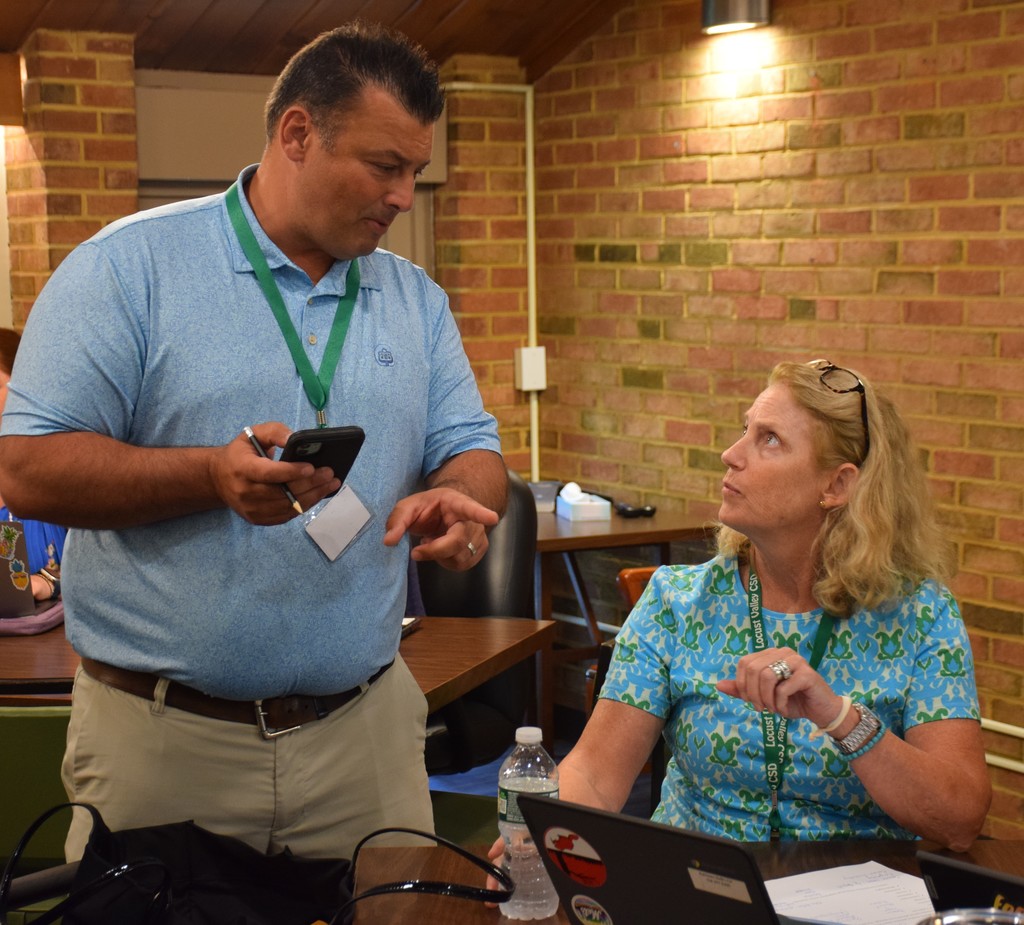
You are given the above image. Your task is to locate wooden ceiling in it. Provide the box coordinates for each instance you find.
[0,0,630,82]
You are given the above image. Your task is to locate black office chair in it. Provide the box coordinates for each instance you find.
[414,468,537,774]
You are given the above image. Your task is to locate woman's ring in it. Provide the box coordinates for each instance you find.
[467,541,477,557]
[770,659,792,682]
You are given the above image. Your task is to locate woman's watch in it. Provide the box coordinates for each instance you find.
[39,567,61,600]
[831,703,881,755]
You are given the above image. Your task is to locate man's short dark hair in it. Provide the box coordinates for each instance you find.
[264,20,445,146]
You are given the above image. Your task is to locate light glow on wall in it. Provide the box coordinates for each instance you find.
[706,28,778,76]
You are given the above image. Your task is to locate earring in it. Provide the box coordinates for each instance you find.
[819,500,827,510]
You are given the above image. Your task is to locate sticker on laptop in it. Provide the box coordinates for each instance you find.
[9,558,28,591]
[570,894,613,925]
[688,860,753,904]
[0,524,20,560]
[543,827,607,887]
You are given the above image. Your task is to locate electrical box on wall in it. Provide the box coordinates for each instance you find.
[514,346,547,392]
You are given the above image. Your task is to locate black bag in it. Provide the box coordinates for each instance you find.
[1,803,352,925]
[0,803,513,925]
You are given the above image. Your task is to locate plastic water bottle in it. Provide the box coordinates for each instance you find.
[497,726,560,920]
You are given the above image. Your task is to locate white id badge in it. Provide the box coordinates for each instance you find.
[302,485,372,561]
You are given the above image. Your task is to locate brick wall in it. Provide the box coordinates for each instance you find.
[5,5,1024,833]
[5,30,136,326]
[436,56,534,474]
[481,0,1021,835]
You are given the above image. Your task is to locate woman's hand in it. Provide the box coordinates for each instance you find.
[716,646,846,731]
[483,835,505,908]
[718,645,990,849]
[31,572,55,601]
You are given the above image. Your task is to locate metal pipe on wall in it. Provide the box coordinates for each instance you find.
[982,717,1024,776]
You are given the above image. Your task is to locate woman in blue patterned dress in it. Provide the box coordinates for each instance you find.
[558,359,990,850]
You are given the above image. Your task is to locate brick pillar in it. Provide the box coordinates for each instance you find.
[5,30,137,326]
[436,55,531,473]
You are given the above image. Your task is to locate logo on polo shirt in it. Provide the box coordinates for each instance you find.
[375,345,395,366]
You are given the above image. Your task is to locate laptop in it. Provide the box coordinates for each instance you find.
[917,850,1024,913]
[0,522,51,619]
[519,793,802,925]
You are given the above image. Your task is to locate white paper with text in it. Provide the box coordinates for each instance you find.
[766,861,934,925]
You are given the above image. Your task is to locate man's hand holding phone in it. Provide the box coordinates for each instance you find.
[278,426,365,492]
[213,423,345,525]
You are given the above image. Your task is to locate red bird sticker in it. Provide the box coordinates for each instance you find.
[543,827,607,888]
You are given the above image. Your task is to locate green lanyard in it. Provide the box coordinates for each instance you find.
[225,182,360,427]
[747,561,834,839]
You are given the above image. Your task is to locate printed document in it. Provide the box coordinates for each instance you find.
[766,860,934,925]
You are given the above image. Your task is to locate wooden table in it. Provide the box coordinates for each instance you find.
[402,617,554,713]
[747,837,1024,879]
[351,839,1024,924]
[0,617,556,713]
[533,510,709,742]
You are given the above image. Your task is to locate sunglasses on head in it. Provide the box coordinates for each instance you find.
[808,359,870,461]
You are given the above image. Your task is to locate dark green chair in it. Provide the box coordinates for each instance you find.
[430,791,498,847]
[0,706,72,872]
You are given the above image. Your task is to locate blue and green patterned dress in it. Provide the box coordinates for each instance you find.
[600,554,980,841]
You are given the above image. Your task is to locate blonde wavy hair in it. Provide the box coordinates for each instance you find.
[717,360,955,618]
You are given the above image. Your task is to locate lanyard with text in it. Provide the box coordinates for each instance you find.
[747,562,834,839]
[225,182,360,427]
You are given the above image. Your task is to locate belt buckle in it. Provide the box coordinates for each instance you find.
[254,700,301,740]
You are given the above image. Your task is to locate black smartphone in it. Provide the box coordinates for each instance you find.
[280,426,365,494]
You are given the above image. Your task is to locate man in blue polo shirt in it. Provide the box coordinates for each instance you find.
[0,21,507,861]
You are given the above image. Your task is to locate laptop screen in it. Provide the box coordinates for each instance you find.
[519,793,783,925]
[918,850,1024,914]
[0,523,44,619]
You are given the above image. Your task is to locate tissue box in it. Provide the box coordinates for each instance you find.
[556,493,612,522]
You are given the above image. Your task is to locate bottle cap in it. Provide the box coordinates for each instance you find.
[515,726,543,745]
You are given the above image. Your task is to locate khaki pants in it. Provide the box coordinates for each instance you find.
[61,655,434,861]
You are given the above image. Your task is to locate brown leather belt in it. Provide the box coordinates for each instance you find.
[81,657,393,740]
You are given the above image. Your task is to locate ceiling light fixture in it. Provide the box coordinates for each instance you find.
[702,0,770,34]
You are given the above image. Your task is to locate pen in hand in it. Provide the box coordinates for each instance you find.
[243,426,304,515]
